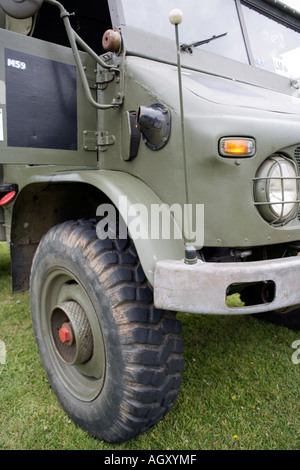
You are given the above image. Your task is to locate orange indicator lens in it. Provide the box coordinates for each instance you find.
[220,138,255,157]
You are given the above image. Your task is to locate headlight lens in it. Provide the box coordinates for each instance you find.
[254,155,299,225]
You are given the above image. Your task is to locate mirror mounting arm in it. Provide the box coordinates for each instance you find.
[45,0,120,110]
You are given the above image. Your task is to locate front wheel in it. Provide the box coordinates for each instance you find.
[30,219,184,443]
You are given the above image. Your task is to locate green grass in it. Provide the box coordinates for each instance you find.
[1,241,300,450]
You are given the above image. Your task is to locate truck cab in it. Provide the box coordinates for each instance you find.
[0,0,300,444]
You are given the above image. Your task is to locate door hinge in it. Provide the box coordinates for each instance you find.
[96,69,115,89]
[98,131,116,152]
[96,60,124,106]
[83,130,116,152]
[83,130,98,151]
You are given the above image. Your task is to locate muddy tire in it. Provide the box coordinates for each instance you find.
[256,309,300,331]
[30,219,184,443]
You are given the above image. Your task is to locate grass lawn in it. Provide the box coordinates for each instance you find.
[1,241,300,450]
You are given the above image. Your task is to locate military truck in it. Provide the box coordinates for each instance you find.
[0,0,300,444]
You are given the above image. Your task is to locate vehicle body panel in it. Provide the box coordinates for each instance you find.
[1,0,300,313]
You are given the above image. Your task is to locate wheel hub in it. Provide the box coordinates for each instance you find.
[50,301,94,365]
[59,323,74,344]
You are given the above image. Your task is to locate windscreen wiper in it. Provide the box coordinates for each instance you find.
[180,32,228,53]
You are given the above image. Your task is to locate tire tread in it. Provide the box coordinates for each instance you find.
[33,218,183,443]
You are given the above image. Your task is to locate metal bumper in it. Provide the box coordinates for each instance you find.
[154,256,300,314]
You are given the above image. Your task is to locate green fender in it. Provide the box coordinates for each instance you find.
[27,169,185,285]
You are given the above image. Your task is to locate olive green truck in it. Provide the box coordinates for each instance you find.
[0,0,300,443]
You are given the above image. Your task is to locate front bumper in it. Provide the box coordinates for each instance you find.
[154,256,300,314]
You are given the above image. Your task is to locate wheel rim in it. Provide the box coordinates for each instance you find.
[40,267,106,402]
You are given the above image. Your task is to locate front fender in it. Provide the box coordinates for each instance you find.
[26,169,185,285]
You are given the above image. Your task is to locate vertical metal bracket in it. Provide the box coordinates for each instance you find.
[96,51,125,106]
[96,68,124,105]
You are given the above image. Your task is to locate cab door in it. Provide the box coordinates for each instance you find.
[0,3,105,165]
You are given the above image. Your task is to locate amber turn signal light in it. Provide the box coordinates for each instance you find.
[219,138,256,157]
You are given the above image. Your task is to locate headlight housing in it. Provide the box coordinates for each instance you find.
[254,155,299,225]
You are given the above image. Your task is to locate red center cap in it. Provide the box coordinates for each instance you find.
[59,325,71,343]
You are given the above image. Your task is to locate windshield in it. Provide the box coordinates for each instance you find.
[242,3,300,78]
[122,0,300,79]
[122,0,249,63]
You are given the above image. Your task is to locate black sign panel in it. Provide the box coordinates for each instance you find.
[5,49,77,150]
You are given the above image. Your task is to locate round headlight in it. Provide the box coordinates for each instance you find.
[254,155,299,225]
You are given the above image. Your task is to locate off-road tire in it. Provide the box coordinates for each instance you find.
[30,219,184,443]
[256,309,300,331]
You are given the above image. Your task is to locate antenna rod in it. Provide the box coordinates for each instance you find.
[169,9,197,264]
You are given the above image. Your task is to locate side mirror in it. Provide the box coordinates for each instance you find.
[0,0,43,19]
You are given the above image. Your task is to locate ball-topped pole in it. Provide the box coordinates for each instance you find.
[169,9,183,25]
[168,8,196,261]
